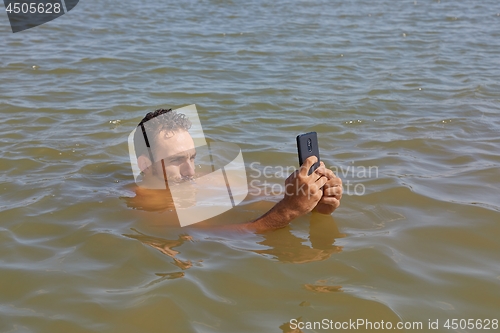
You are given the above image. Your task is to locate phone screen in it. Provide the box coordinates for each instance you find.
[296,132,320,175]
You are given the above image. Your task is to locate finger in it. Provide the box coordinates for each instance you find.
[324,168,336,180]
[324,193,342,201]
[315,167,339,181]
[300,156,318,177]
[314,175,328,188]
[314,164,328,178]
[319,194,340,204]
[313,167,328,183]
[319,197,340,208]
[324,186,342,197]
[323,176,342,187]
[315,163,326,174]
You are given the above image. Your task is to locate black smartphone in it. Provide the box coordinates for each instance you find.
[296,132,320,175]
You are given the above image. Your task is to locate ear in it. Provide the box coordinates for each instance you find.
[137,155,152,174]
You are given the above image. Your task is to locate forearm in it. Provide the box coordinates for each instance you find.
[241,199,300,233]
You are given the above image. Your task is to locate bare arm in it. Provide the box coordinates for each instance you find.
[239,156,329,233]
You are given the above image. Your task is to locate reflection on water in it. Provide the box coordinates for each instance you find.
[123,187,176,212]
[123,228,194,272]
[122,204,345,265]
[279,318,305,333]
[123,209,346,295]
[303,284,342,293]
[145,272,186,288]
[253,213,344,264]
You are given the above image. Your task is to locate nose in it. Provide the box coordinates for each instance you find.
[181,160,196,178]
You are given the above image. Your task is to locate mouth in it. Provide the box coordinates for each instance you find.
[169,176,195,185]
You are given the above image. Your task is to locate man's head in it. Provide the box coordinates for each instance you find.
[134,108,196,184]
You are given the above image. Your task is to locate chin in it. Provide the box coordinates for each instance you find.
[167,177,185,184]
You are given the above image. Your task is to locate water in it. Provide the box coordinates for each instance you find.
[1,0,500,332]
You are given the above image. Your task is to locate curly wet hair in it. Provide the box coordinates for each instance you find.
[134,108,192,160]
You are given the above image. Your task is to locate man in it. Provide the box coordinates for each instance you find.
[132,108,343,232]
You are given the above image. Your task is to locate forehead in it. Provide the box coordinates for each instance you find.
[153,130,195,158]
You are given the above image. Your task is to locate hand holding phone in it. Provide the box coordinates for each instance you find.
[296,132,320,175]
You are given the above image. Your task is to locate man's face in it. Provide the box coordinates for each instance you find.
[143,130,196,184]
